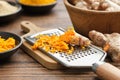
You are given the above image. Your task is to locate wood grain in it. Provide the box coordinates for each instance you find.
[0,0,119,80]
[21,21,64,69]
[95,63,120,80]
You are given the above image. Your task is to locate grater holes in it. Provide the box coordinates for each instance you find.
[55,31,61,36]
[69,55,74,61]
[49,33,54,36]
[66,56,72,62]
[89,48,98,54]
[71,58,74,61]
[77,54,81,58]
[84,52,87,56]
[87,50,91,55]
[74,50,82,59]
[47,33,51,36]
[86,48,93,55]
[89,49,92,52]
[67,59,71,62]
[80,52,84,57]
[94,51,97,53]
[60,52,69,58]
[54,32,58,35]
[74,51,81,59]
[89,49,94,54]
[55,52,58,53]
[72,54,77,59]
[76,52,81,58]
[52,38,101,62]
[44,31,60,36]
[64,53,68,56]
[54,31,62,36]
[65,48,97,62]
[60,53,65,57]
[74,55,78,59]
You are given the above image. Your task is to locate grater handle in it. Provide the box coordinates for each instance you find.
[92,62,120,80]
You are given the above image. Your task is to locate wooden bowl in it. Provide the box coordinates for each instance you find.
[0,32,22,60]
[64,0,120,36]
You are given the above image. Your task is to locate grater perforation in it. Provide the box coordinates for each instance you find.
[24,28,107,68]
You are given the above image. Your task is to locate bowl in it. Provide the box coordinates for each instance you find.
[0,32,22,60]
[64,0,120,36]
[17,0,57,13]
[0,1,22,23]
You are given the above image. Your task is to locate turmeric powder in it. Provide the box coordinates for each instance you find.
[0,37,15,52]
[19,0,56,5]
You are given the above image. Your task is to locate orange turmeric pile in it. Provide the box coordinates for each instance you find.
[32,28,76,54]
[0,37,15,52]
[32,28,91,54]
[19,0,56,5]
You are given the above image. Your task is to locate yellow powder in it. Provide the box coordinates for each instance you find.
[20,0,56,5]
[0,1,18,16]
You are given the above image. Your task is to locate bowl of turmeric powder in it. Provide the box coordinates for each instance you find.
[17,0,57,13]
[0,32,22,60]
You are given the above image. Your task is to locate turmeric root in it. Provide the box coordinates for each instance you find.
[89,30,108,47]
[89,30,120,62]
[60,28,91,47]
[73,0,120,11]
[105,33,120,62]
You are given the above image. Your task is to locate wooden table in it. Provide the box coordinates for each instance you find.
[0,0,119,80]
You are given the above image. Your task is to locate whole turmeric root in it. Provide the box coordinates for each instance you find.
[89,30,120,62]
[89,30,108,47]
[105,33,120,62]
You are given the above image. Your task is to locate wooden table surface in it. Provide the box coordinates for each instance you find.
[0,0,120,80]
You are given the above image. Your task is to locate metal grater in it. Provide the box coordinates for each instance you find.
[24,28,107,68]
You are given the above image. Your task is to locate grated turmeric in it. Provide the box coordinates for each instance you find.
[0,37,15,52]
[32,28,75,54]
[32,28,91,54]
[19,0,56,5]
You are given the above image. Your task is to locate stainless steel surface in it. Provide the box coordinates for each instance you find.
[24,28,107,68]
